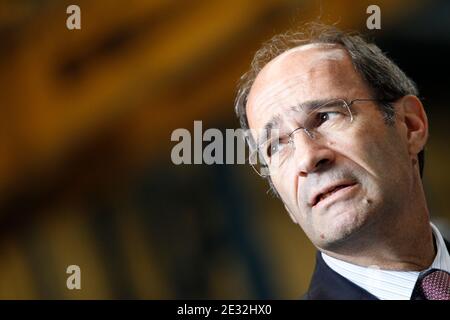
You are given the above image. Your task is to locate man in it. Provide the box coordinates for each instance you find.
[234,23,450,300]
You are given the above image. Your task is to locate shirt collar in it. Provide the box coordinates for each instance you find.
[321,222,450,300]
[429,222,450,271]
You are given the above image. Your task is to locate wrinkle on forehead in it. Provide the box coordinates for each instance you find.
[252,73,308,111]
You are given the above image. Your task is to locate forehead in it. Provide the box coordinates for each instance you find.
[264,43,347,77]
[246,44,367,130]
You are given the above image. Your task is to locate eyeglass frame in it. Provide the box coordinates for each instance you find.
[248,98,394,178]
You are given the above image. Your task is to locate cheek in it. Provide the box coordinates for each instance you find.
[271,164,306,215]
[336,123,385,169]
[271,168,295,199]
[336,122,409,189]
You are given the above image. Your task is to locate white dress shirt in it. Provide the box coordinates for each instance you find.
[321,223,450,300]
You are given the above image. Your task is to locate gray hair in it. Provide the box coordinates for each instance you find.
[235,22,423,197]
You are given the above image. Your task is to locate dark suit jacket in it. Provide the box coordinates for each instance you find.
[303,239,450,300]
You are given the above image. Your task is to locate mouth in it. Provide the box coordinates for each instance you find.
[311,182,357,207]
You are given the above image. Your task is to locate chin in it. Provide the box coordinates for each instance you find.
[314,207,372,249]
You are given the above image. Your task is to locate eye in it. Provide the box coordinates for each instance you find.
[266,143,278,158]
[265,139,288,158]
[317,111,340,125]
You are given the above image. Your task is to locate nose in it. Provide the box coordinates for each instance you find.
[290,129,335,177]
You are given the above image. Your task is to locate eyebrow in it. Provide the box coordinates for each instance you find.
[290,98,340,114]
[258,98,342,145]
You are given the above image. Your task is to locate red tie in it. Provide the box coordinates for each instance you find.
[414,269,450,300]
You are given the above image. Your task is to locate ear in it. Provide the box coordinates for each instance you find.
[398,95,428,156]
[284,203,298,224]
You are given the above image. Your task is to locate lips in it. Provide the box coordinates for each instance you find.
[311,182,357,207]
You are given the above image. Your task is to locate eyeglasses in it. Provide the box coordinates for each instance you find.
[248,98,387,177]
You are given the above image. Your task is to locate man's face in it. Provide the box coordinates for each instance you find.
[246,44,414,250]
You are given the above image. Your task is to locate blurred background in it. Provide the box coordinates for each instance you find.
[0,0,449,299]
